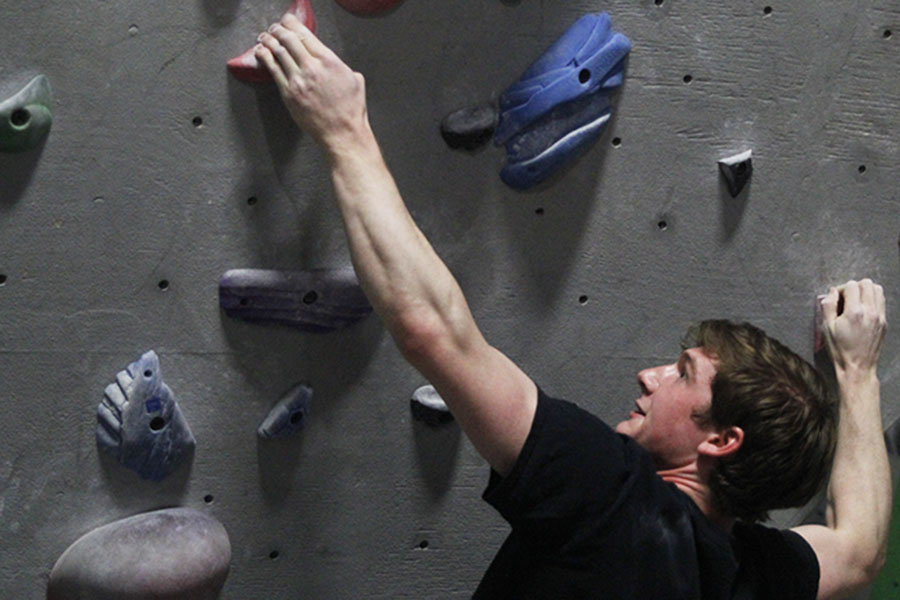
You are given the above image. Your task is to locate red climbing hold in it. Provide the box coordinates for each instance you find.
[334,0,403,16]
[227,0,317,84]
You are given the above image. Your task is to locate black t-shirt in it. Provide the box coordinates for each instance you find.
[474,389,820,599]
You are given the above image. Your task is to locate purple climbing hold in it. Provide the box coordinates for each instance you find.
[257,382,313,439]
[334,0,404,16]
[47,507,231,600]
[96,351,195,482]
[440,104,499,151]
[219,268,373,332]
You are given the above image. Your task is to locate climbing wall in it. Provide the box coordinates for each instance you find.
[1,0,898,597]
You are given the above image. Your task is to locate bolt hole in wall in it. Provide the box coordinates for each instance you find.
[683,74,693,84]
[579,295,589,305]
[10,108,30,127]
[658,220,668,231]
[884,29,892,39]
[269,550,280,560]
[535,207,545,216]
[654,0,663,6]
[612,137,622,147]
[858,165,867,174]
[158,280,169,291]
[204,494,214,504]
[247,196,258,206]
[0,274,7,286]
[418,540,429,549]
[192,116,203,128]
[763,6,773,16]
[302,291,318,304]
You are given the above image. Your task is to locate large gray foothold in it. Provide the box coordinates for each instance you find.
[410,384,454,426]
[718,149,753,197]
[257,382,313,439]
[219,268,373,332]
[96,351,196,481]
[0,74,53,153]
[440,104,499,151]
[47,508,231,600]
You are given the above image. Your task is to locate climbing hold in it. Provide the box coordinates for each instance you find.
[0,74,53,153]
[495,13,631,189]
[227,0,317,84]
[219,267,373,332]
[334,0,403,16]
[814,294,827,353]
[96,351,196,482]
[410,385,454,426]
[257,382,313,439]
[47,507,231,600]
[440,104,499,151]
[718,149,753,197]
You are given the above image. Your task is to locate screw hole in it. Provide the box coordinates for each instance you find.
[884,29,892,39]
[192,116,203,127]
[204,494,214,504]
[418,540,429,549]
[858,165,867,174]
[535,208,544,216]
[149,417,166,431]
[10,109,30,127]
[578,295,589,305]
[302,291,318,305]
[269,550,280,560]
[763,6,772,15]
[578,69,591,84]
[683,74,693,84]
[612,137,622,147]
[239,297,249,307]
[0,274,7,286]
[655,0,664,5]
[658,220,668,231]
[158,280,170,291]
[247,196,258,206]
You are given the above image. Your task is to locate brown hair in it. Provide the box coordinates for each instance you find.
[684,320,837,522]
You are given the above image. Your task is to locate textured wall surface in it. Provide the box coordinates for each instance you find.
[1,0,898,598]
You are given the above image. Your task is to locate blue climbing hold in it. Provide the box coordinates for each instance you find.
[495,13,631,189]
[96,351,195,481]
[257,383,313,439]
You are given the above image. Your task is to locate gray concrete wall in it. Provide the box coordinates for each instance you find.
[1,0,898,597]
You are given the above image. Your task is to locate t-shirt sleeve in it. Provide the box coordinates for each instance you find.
[482,387,646,539]
[733,523,820,599]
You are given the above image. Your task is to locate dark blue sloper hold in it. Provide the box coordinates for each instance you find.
[495,13,631,189]
[96,351,195,482]
[257,383,313,439]
[219,268,373,332]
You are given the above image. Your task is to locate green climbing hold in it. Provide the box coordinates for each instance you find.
[0,75,53,153]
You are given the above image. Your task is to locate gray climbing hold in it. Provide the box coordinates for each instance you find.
[440,104,499,151]
[410,384,453,426]
[47,507,231,600]
[718,149,753,197]
[257,382,313,439]
[0,74,53,153]
[96,351,195,482]
[219,267,373,332]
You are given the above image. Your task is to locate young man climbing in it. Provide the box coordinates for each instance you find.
[254,13,891,599]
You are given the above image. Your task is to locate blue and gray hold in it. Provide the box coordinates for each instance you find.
[96,351,195,482]
[219,268,373,332]
[495,13,631,189]
[257,382,313,439]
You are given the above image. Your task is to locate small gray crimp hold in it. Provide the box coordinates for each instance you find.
[718,149,753,197]
[47,507,231,600]
[257,382,313,439]
[410,384,454,426]
[440,104,499,151]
